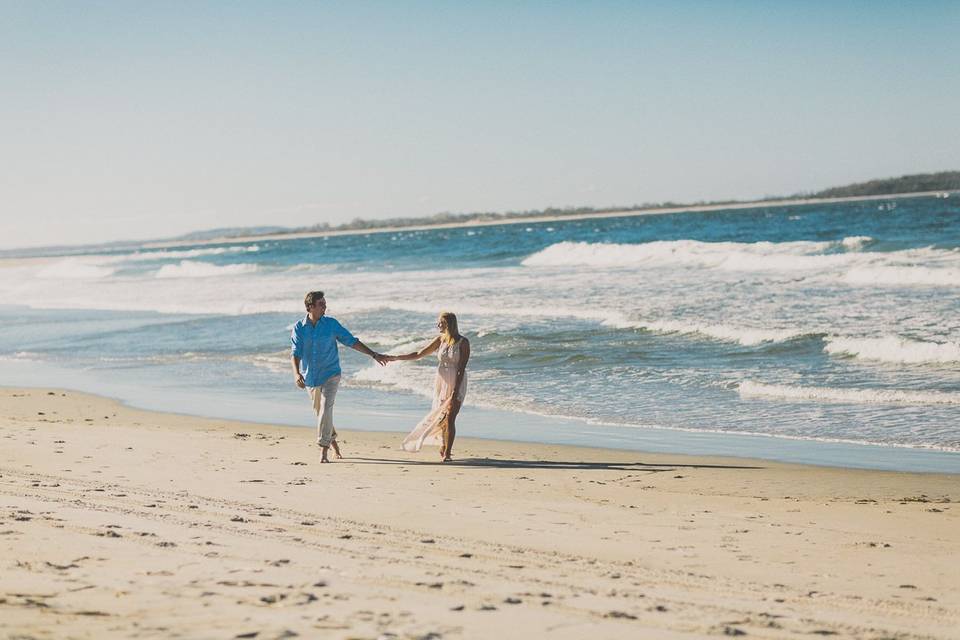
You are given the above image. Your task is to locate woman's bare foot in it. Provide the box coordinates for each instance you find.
[442,452,453,462]
[320,445,330,463]
[331,440,343,459]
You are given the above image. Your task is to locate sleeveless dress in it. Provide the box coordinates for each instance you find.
[401,339,468,452]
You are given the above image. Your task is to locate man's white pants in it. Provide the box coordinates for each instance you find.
[308,375,340,447]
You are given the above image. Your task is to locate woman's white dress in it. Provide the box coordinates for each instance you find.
[401,339,467,452]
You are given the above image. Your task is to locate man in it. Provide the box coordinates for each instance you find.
[291,291,387,463]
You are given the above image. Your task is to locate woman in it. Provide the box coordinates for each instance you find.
[386,312,470,461]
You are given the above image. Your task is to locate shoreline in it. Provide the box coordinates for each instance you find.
[2,386,958,638]
[2,360,958,473]
[142,189,955,249]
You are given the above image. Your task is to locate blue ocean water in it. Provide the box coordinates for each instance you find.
[1,196,959,470]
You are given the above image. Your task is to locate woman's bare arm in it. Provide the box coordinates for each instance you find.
[387,337,442,361]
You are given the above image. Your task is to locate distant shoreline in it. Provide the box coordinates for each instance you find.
[144,189,954,249]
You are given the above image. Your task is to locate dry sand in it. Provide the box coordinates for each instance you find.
[1,388,958,639]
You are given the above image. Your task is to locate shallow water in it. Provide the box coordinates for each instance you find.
[2,196,959,469]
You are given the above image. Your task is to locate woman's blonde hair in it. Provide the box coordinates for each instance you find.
[439,311,459,341]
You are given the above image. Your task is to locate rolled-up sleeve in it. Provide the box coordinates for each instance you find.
[290,323,303,358]
[333,319,359,347]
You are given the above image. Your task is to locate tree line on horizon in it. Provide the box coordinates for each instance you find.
[294,170,960,234]
[177,170,959,241]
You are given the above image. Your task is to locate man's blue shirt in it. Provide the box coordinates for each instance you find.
[290,315,358,387]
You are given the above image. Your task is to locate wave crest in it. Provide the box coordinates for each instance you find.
[154,260,258,279]
[739,380,960,405]
[843,266,960,287]
[36,258,115,280]
[824,335,960,364]
[521,239,840,269]
[632,319,812,346]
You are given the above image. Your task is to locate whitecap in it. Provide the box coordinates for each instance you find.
[521,239,841,271]
[36,258,116,280]
[154,260,258,279]
[626,319,811,346]
[841,235,874,251]
[843,265,960,287]
[824,335,960,364]
[738,380,960,405]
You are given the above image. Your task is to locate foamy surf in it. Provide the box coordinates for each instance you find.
[520,239,960,277]
[521,239,839,269]
[843,265,960,287]
[824,336,960,364]
[633,319,812,346]
[738,380,960,405]
[155,260,259,279]
[36,258,116,280]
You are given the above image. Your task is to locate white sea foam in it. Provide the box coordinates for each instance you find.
[154,260,259,279]
[824,335,960,364]
[351,362,436,399]
[841,235,874,250]
[632,319,810,346]
[118,245,260,262]
[522,240,960,288]
[229,351,290,374]
[36,258,116,280]
[353,333,432,349]
[739,380,960,405]
[521,239,851,271]
[843,265,960,287]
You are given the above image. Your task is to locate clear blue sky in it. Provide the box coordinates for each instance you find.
[2,1,958,248]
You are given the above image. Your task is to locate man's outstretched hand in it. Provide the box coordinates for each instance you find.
[373,352,389,366]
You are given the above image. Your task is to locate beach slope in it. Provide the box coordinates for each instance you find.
[1,388,958,638]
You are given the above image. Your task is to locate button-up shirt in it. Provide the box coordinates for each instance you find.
[290,315,359,387]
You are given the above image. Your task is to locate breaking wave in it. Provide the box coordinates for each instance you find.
[843,265,960,287]
[738,380,960,405]
[520,239,960,281]
[36,258,116,280]
[630,319,813,346]
[824,335,960,364]
[154,260,259,279]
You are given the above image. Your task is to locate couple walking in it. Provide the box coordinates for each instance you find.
[291,291,469,463]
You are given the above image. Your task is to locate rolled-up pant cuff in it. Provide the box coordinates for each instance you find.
[308,375,340,447]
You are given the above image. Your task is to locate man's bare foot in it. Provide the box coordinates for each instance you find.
[331,440,343,459]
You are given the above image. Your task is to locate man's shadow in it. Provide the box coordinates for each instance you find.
[346,457,762,471]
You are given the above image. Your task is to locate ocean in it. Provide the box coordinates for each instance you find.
[2,196,959,472]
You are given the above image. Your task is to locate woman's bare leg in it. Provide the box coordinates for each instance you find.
[443,404,460,462]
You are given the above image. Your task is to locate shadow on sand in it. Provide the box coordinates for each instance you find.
[346,457,763,471]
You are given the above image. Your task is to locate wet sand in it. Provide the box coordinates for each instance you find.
[2,387,958,638]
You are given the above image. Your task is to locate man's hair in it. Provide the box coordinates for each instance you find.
[304,291,325,309]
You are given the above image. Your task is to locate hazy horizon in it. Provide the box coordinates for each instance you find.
[3,2,959,250]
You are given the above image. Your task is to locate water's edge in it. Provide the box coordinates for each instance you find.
[3,359,957,474]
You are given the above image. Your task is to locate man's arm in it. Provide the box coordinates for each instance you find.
[351,340,388,366]
[291,356,305,388]
[290,323,305,388]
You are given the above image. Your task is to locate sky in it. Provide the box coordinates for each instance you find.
[2,1,959,249]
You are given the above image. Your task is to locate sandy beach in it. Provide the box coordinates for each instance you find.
[2,388,958,639]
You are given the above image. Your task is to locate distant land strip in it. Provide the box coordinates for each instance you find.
[155,170,959,248]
